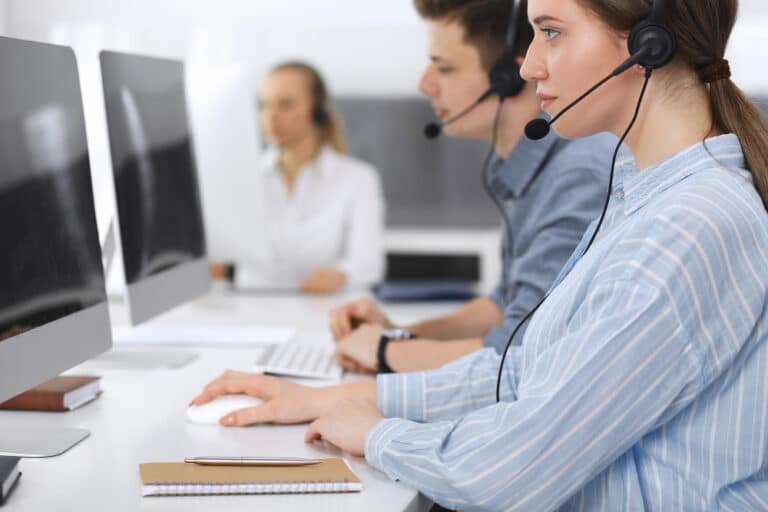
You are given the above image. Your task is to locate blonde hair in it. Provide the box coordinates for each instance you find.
[270,61,347,154]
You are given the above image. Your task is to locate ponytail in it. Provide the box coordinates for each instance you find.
[710,79,768,211]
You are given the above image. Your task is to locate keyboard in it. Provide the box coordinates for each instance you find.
[253,343,343,380]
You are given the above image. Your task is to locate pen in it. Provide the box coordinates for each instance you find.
[184,457,321,467]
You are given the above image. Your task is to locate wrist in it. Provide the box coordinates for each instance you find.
[312,386,340,417]
[377,329,417,373]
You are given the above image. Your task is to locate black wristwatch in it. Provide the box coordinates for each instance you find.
[377,329,417,374]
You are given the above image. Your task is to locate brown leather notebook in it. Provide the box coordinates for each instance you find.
[140,458,362,496]
[0,375,101,412]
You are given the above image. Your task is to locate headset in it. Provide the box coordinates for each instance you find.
[489,0,528,99]
[628,0,677,71]
[500,0,678,402]
[424,0,530,139]
[311,75,331,127]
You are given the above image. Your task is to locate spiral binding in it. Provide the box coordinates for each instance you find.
[144,478,356,496]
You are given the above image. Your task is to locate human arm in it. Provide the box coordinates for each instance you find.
[319,281,703,510]
[333,323,485,372]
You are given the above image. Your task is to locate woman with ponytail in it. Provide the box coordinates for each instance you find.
[197,2,768,509]
[211,61,385,294]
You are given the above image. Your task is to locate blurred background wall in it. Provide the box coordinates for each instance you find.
[1,0,766,292]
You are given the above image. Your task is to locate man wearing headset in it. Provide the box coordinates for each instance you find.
[328,0,616,374]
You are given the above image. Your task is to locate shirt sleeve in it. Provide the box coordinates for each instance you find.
[335,164,385,287]
[484,161,608,352]
[367,279,703,511]
[375,347,523,422]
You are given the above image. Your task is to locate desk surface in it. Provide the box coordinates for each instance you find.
[2,290,456,511]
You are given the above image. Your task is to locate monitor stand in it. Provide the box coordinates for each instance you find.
[91,348,198,369]
[0,424,90,458]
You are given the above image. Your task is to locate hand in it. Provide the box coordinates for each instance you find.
[210,263,231,280]
[189,370,333,426]
[305,399,384,457]
[335,324,385,373]
[301,268,347,295]
[329,297,394,341]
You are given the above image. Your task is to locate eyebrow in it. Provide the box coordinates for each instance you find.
[532,15,564,25]
[430,55,450,64]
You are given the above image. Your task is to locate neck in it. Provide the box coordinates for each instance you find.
[494,89,542,159]
[622,74,717,170]
[278,133,321,181]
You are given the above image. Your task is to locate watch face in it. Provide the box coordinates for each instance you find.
[383,329,415,340]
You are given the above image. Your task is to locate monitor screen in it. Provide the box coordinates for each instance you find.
[0,37,106,342]
[100,51,206,286]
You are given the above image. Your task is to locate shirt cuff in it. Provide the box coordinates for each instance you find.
[488,285,505,309]
[376,371,427,421]
[364,417,418,480]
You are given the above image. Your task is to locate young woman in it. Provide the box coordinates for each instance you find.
[211,62,385,294]
[195,1,768,509]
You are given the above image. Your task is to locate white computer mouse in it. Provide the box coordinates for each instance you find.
[186,394,264,425]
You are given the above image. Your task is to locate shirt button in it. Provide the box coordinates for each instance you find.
[615,190,625,200]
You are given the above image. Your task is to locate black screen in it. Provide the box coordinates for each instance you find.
[0,37,106,340]
[100,51,206,285]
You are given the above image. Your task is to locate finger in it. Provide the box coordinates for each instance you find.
[329,309,346,341]
[220,403,275,427]
[192,372,264,405]
[304,419,324,444]
[338,304,356,336]
[336,354,360,372]
[189,370,246,405]
[355,299,373,319]
[343,355,365,373]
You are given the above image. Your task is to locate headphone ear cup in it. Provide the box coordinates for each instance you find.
[312,106,329,126]
[489,58,525,99]
[627,21,677,70]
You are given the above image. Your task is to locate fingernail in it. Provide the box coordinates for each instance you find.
[221,415,235,426]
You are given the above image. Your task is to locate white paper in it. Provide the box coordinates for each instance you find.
[112,325,295,347]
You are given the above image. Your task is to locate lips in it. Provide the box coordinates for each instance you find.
[537,92,557,111]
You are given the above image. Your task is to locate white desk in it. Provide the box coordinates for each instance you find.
[2,290,458,511]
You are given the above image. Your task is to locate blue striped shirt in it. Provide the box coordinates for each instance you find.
[365,134,768,511]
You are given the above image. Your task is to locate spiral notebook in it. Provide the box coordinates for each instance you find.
[139,458,362,496]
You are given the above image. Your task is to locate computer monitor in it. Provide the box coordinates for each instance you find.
[100,51,210,325]
[0,36,112,456]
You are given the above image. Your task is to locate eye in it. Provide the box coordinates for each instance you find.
[541,28,560,41]
[437,66,455,75]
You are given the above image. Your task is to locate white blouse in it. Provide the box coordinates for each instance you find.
[234,146,385,289]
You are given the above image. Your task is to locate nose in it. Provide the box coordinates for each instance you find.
[419,66,438,97]
[520,44,547,83]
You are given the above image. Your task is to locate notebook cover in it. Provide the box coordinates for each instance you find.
[140,458,361,491]
[0,376,100,411]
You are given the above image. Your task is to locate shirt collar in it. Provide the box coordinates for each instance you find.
[618,134,746,215]
[259,145,336,179]
[491,125,559,200]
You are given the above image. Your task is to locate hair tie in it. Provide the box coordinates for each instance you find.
[696,59,731,84]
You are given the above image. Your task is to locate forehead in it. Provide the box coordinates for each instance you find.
[527,0,586,24]
[260,70,310,96]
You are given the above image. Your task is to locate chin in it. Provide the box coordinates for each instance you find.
[551,119,603,140]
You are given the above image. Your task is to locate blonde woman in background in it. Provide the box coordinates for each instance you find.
[212,62,385,294]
